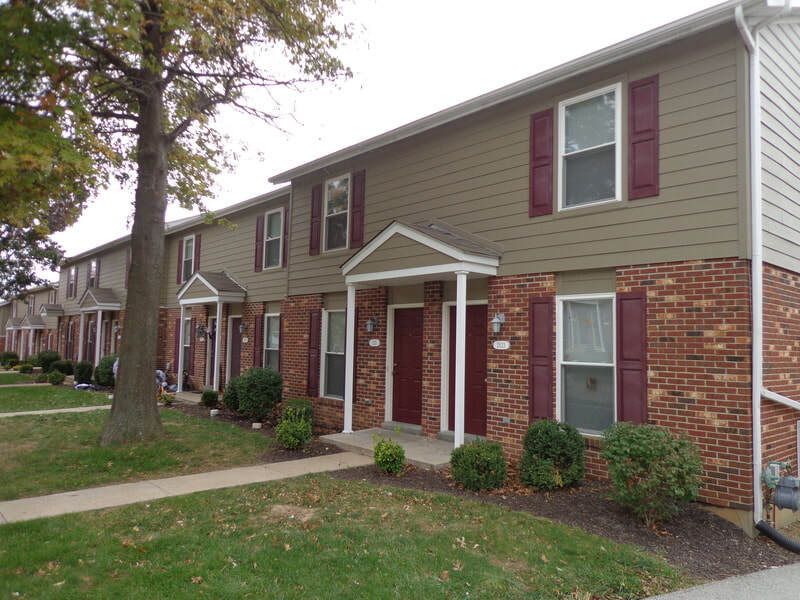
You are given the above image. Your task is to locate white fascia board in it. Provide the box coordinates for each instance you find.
[80,303,121,312]
[344,261,498,285]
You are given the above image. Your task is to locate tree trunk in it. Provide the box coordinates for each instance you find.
[101,6,167,444]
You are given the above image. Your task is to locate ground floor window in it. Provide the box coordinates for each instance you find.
[263,314,280,371]
[558,294,615,434]
[322,310,345,399]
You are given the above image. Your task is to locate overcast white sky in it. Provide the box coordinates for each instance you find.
[48,0,723,277]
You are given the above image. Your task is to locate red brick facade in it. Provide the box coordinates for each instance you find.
[353,288,388,430]
[421,282,444,437]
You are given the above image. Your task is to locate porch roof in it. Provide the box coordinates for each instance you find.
[177,271,246,305]
[79,288,122,312]
[39,304,64,317]
[4,317,22,330]
[21,314,45,329]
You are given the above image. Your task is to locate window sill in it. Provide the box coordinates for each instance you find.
[320,395,344,402]
[321,246,351,256]
[558,197,620,213]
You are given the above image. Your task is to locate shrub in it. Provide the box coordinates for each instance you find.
[18,363,33,374]
[75,360,94,384]
[373,438,406,474]
[35,350,60,373]
[47,370,66,386]
[1,351,19,368]
[200,389,219,407]
[602,422,703,526]
[276,418,313,450]
[94,354,118,387]
[282,398,313,426]
[51,359,74,375]
[161,393,174,407]
[520,420,585,491]
[450,440,507,491]
[222,375,244,411]
[238,367,283,422]
[36,373,48,383]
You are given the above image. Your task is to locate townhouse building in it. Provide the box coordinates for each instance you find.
[2,284,59,359]
[30,0,800,530]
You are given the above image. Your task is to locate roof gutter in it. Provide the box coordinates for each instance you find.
[736,0,794,528]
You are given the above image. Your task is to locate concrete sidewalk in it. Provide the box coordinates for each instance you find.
[0,452,372,524]
[649,563,800,599]
[0,405,112,418]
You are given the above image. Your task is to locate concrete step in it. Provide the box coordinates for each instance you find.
[381,421,422,435]
[321,428,452,470]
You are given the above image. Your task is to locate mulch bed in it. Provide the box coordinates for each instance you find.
[167,400,341,463]
[330,464,799,582]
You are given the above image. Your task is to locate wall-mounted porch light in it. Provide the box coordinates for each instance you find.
[365,317,378,333]
[239,322,248,334]
[490,313,505,334]
[196,324,210,339]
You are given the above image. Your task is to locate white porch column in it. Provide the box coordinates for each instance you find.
[177,305,186,392]
[77,312,86,361]
[213,302,222,391]
[454,270,468,448]
[343,284,356,434]
[27,330,33,359]
[94,310,103,365]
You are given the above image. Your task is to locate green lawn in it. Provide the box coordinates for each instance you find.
[0,476,690,599]
[0,385,110,412]
[0,372,34,385]
[0,409,275,500]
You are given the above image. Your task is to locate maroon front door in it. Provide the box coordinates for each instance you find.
[448,305,488,436]
[392,308,423,425]
[85,316,96,363]
[230,317,242,380]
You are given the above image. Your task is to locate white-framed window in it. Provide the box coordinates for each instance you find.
[67,266,77,298]
[263,209,283,269]
[323,174,350,252]
[182,235,195,282]
[182,317,192,367]
[263,313,280,371]
[557,293,616,435]
[320,309,345,399]
[49,290,56,304]
[27,300,34,315]
[558,83,621,211]
[87,258,99,288]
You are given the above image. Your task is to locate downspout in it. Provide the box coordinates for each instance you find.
[736,0,793,528]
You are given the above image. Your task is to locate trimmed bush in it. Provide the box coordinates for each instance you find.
[201,389,219,407]
[373,438,406,474]
[51,359,74,375]
[282,398,313,426]
[36,372,48,383]
[238,367,283,422]
[35,350,60,373]
[222,375,244,411]
[18,363,33,374]
[520,420,585,491]
[94,354,118,387]
[1,351,19,368]
[161,393,175,407]
[276,418,313,450]
[75,360,93,384]
[47,370,66,386]
[450,440,507,491]
[602,422,703,526]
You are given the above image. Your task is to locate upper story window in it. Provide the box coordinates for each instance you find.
[558,83,621,210]
[67,266,77,298]
[27,300,34,315]
[263,209,283,269]
[182,235,195,283]
[324,174,350,251]
[87,258,99,288]
[49,290,56,304]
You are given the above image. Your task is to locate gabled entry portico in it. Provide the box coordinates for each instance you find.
[77,288,121,366]
[176,271,246,392]
[341,220,502,448]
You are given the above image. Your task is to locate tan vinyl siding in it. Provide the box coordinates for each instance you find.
[181,279,213,300]
[556,269,617,295]
[60,245,128,315]
[760,23,800,273]
[348,234,455,276]
[289,25,746,296]
[161,197,289,308]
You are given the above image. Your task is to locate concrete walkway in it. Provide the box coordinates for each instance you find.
[648,563,800,599]
[0,383,50,388]
[0,452,372,524]
[0,405,112,418]
[322,428,452,469]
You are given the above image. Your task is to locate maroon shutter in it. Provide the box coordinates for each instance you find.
[309,184,322,256]
[176,241,183,284]
[125,248,131,288]
[528,296,554,420]
[307,309,321,396]
[253,313,263,367]
[282,207,290,268]
[254,214,265,272]
[349,170,366,249]
[173,318,180,373]
[193,234,201,273]
[617,291,648,424]
[628,75,660,200]
[278,313,284,373]
[529,108,554,217]
[189,318,196,375]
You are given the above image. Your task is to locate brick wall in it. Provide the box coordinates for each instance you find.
[421,281,443,437]
[761,263,800,472]
[617,258,753,509]
[486,273,555,463]
[353,287,388,430]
